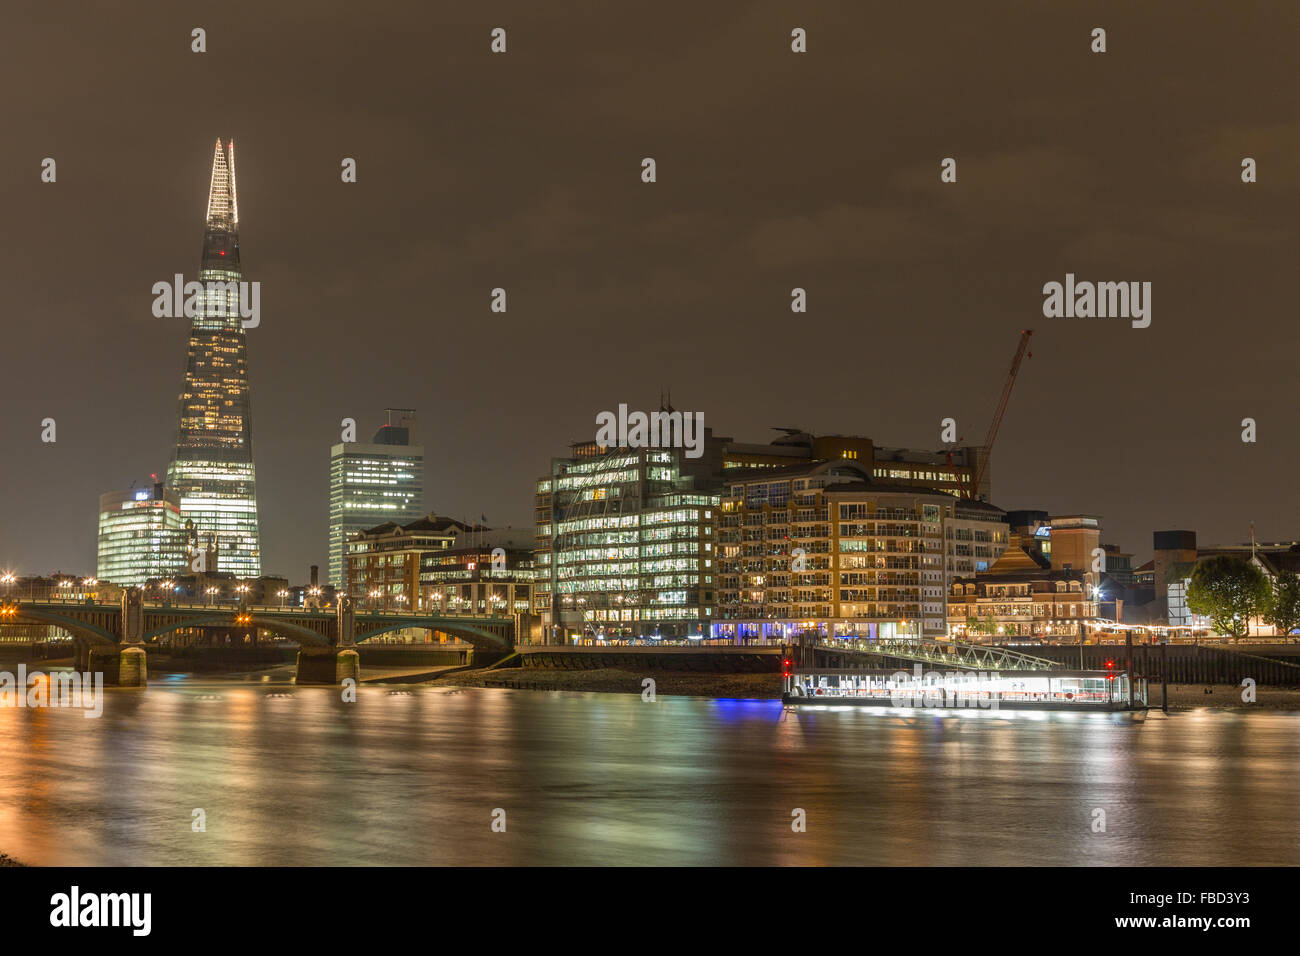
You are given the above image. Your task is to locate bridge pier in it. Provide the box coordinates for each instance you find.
[295,595,361,686]
[118,646,148,687]
[74,639,91,673]
[86,644,147,687]
[295,647,360,686]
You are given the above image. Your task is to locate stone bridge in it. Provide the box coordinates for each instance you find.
[3,589,515,686]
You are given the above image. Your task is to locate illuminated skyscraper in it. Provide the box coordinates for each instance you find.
[328,409,424,589]
[96,481,189,586]
[166,139,263,577]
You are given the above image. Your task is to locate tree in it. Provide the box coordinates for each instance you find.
[1186,555,1270,639]
[1264,569,1300,637]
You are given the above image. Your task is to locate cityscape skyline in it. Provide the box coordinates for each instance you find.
[4,3,1299,580]
[6,0,1300,893]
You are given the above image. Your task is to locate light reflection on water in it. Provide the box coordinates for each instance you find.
[1,682,1298,866]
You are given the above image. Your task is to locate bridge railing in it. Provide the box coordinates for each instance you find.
[6,596,514,622]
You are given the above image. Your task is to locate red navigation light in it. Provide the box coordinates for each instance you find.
[219,250,226,256]
[1104,659,1114,669]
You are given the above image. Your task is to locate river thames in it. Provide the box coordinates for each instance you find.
[2,680,1299,866]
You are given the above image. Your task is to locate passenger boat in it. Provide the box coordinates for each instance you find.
[783,666,1149,717]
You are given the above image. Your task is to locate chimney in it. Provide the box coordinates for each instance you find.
[310,565,319,586]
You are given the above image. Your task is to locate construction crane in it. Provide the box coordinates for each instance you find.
[959,329,1033,500]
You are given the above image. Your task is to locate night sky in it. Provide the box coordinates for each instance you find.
[3,1,1298,580]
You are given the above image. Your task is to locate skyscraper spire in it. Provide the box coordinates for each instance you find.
[201,139,240,275]
[228,139,238,226]
[168,138,262,578]
[205,138,237,229]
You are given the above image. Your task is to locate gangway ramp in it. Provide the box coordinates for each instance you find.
[812,638,1060,672]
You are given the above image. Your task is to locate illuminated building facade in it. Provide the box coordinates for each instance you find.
[948,535,1100,640]
[345,514,465,606]
[166,138,262,577]
[419,530,535,617]
[96,483,188,586]
[714,462,964,641]
[534,446,720,642]
[945,498,1010,578]
[716,429,990,501]
[328,409,425,589]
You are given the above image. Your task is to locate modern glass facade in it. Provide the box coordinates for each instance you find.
[534,448,720,641]
[328,415,424,589]
[166,139,262,577]
[96,485,188,586]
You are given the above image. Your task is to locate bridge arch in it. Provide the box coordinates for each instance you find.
[141,613,332,647]
[354,618,513,651]
[10,607,118,645]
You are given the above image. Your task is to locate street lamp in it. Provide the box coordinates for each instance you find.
[277,588,288,608]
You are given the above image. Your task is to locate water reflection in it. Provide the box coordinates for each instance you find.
[1,683,1298,865]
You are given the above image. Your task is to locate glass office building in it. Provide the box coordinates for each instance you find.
[534,445,720,642]
[328,410,425,589]
[97,484,189,586]
[166,138,263,577]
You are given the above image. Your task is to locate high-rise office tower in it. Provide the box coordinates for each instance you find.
[96,479,189,586]
[328,409,424,589]
[166,139,263,577]
[533,443,721,642]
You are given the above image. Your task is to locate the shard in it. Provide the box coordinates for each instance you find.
[166,139,262,577]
